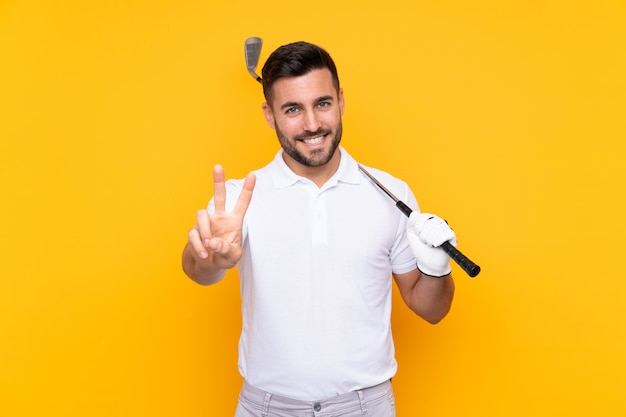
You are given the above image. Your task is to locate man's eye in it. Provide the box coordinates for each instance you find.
[318,101,330,108]
[286,107,298,114]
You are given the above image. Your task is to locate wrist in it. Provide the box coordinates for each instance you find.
[416,262,451,278]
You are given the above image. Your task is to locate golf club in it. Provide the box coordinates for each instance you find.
[358,165,481,277]
[245,37,263,83]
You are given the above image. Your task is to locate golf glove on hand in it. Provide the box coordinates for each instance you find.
[407,212,457,277]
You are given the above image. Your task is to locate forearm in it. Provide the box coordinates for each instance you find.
[182,243,227,286]
[409,272,455,324]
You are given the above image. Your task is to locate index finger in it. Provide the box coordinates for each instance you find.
[232,172,256,218]
[213,164,226,214]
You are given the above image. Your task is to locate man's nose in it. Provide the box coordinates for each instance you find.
[302,110,321,132]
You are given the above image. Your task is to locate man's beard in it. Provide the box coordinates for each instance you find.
[276,121,343,168]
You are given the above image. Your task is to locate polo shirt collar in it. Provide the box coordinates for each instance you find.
[270,146,362,189]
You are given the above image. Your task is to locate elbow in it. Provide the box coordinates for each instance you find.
[416,304,452,325]
[426,314,448,325]
[423,311,449,325]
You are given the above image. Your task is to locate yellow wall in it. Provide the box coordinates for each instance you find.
[1,1,624,415]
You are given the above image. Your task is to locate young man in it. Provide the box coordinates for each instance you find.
[183,41,456,417]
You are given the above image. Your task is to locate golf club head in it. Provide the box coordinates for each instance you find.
[244,37,263,83]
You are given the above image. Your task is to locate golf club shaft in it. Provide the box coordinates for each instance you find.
[358,165,480,277]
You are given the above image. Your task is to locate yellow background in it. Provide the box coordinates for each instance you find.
[1,1,625,415]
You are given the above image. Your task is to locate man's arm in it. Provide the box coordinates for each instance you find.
[394,270,455,324]
[398,211,458,323]
[182,165,256,285]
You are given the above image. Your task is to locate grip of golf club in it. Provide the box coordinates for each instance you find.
[441,241,481,277]
[396,200,480,277]
[396,201,413,217]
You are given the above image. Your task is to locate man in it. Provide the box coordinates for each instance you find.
[182,41,456,416]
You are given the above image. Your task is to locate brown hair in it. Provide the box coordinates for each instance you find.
[261,41,340,104]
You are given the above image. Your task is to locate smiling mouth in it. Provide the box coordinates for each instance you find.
[297,129,330,146]
[301,135,326,145]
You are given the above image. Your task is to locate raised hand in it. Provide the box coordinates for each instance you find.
[184,165,256,283]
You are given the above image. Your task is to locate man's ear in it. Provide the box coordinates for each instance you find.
[262,102,275,129]
[338,88,345,116]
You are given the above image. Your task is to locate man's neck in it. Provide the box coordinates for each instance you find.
[282,150,341,188]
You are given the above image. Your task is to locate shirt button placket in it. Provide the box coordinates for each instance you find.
[311,191,328,246]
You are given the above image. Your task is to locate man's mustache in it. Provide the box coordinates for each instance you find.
[294,129,331,141]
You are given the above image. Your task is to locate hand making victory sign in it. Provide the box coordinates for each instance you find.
[183,165,256,285]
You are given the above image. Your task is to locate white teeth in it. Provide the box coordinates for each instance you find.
[303,136,324,145]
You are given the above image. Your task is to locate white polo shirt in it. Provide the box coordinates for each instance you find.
[210,147,419,400]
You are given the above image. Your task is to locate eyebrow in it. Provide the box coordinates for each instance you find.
[279,95,335,111]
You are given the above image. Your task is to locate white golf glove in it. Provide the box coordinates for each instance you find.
[407,212,457,277]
